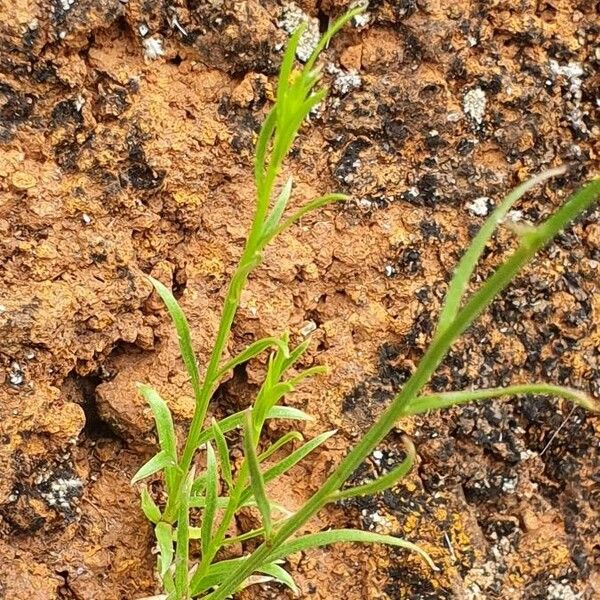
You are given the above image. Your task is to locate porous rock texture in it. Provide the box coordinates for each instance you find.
[0,0,598,598]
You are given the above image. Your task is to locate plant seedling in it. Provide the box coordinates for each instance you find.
[133,7,600,599]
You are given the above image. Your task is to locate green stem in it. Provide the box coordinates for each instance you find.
[189,464,249,592]
[404,383,597,416]
[164,156,278,522]
[205,178,600,599]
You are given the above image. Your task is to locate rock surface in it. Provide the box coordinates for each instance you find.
[0,0,598,598]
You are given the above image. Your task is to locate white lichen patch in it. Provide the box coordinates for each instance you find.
[8,361,24,386]
[547,581,583,600]
[504,209,524,224]
[59,0,75,11]
[350,0,370,28]
[328,64,362,95]
[466,196,490,217]
[372,449,384,465]
[74,94,85,112]
[361,508,392,533]
[39,475,84,511]
[280,3,320,62]
[463,87,487,126]
[142,36,165,61]
[549,60,588,133]
[501,476,517,494]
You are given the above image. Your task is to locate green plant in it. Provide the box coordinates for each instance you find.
[132,8,600,600]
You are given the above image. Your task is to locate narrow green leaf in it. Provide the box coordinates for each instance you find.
[190,557,245,595]
[258,431,304,462]
[436,166,567,335]
[222,526,266,546]
[228,258,260,307]
[212,419,233,489]
[174,468,194,596]
[264,177,293,236]
[244,410,273,539]
[147,276,203,402]
[138,384,178,495]
[403,383,599,416]
[254,107,277,197]
[254,382,295,430]
[201,443,218,558]
[216,335,290,380]
[277,24,305,112]
[191,473,206,496]
[131,450,177,485]
[155,521,174,579]
[189,556,285,595]
[194,405,313,450]
[239,430,336,504]
[268,405,314,421]
[304,5,366,72]
[140,486,161,523]
[270,529,437,571]
[138,385,177,457]
[257,562,298,593]
[283,338,311,371]
[265,193,348,243]
[333,437,416,501]
[288,365,328,386]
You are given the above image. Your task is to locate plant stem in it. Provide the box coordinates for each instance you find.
[165,215,269,521]
[206,178,600,599]
[404,383,596,415]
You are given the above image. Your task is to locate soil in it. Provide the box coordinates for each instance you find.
[1,1,599,599]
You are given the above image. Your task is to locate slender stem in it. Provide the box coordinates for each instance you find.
[165,181,275,522]
[189,462,249,591]
[205,178,600,599]
[404,383,596,415]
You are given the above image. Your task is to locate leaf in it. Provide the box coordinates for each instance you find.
[174,468,194,596]
[436,166,567,335]
[282,338,311,371]
[258,431,304,462]
[216,335,290,380]
[255,108,277,196]
[264,193,348,243]
[240,430,335,505]
[256,562,298,593]
[263,177,293,236]
[147,276,203,402]
[155,522,174,579]
[201,443,218,558]
[138,384,178,494]
[333,437,416,501]
[253,382,295,430]
[288,365,328,386]
[243,410,273,539]
[270,529,437,571]
[190,557,296,596]
[276,24,305,118]
[138,385,178,457]
[193,405,312,450]
[140,486,162,524]
[131,451,177,485]
[403,383,599,416]
[304,5,366,72]
[191,473,206,496]
[212,419,233,489]
[268,405,314,421]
